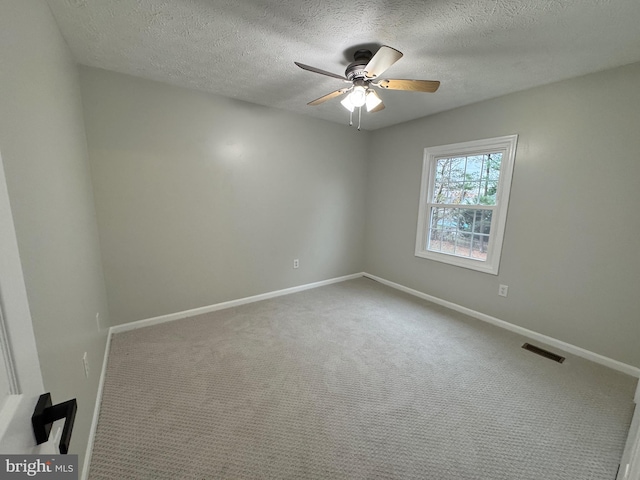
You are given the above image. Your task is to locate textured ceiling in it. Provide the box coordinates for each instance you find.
[47,0,640,130]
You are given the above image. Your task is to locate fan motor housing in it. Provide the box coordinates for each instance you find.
[345,49,373,80]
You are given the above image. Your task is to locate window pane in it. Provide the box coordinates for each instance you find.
[428,206,493,262]
[430,207,440,228]
[487,153,502,181]
[465,156,484,184]
[456,233,471,256]
[479,181,498,205]
[440,230,457,255]
[428,228,442,251]
[470,210,492,234]
[432,153,502,206]
[482,210,493,231]
[471,234,488,260]
[442,208,457,229]
[447,157,467,183]
[458,212,472,232]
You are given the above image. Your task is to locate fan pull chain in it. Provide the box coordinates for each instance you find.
[357,106,362,131]
[348,109,353,126]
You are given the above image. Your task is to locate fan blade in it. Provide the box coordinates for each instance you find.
[294,62,346,80]
[364,46,403,79]
[376,79,440,92]
[307,88,350,106]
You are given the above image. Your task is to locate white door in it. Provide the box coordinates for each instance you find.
[618,390,640,480]
[0,150,56,453]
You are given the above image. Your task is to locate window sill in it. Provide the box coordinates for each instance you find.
[415,249,499,275]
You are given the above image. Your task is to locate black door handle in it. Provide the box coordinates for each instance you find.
[31,393,77,454]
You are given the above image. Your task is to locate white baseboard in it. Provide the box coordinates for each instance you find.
[363,273,640,378]
[111,273,365,334]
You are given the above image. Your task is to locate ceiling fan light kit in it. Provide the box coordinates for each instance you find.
[340,96,355,113]
[365,90,382,111]
[348,85,367,107]
[295,45,440,130]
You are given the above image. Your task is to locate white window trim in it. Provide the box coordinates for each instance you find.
[415,135,518,275]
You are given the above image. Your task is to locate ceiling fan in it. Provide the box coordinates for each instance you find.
[295,45,440,129]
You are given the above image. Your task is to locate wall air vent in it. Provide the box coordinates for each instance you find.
[522,343,565,363]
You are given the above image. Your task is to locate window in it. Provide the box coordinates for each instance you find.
[415,135,517,274]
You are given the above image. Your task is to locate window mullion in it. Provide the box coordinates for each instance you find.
[478,154,485,200]
[461,156,468,204]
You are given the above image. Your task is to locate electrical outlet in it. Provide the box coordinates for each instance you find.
[293,259,299,269]
[498,284,509,297]
[82,352,89,378]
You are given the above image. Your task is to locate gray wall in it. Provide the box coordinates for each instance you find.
[0,0,110,465]
[364,62,640,368]
[79,67,369,325]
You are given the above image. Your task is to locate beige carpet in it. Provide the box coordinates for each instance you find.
[88,278,636,479]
